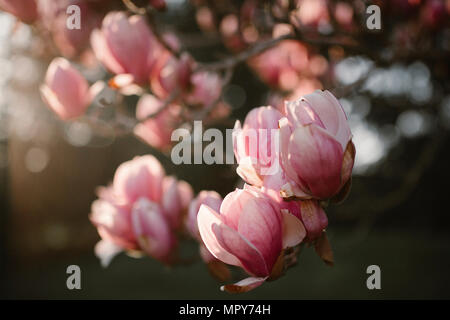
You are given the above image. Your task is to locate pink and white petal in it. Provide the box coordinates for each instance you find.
[197,204,243,267]
[94,239,123,268]
[322,90,352,149]
[236,158,264,187]
[90,29,125,75]
[177,180,194,210]
[288,124,343,199]
[162,176,182,228]
[131,198,173,260]
[221,276,268,293]
[237,198,282,271]
[281,209,306,248]
[285,98,325,128]
[212,222,269,277]
[280,181,312,200]
[278,117,301,186]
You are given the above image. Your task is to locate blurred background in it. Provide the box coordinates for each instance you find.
[0,0,450,299]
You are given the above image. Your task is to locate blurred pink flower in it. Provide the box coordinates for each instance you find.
[187,190,223,241]
[38,0,103,58]
[0,0,38,23]
[90,155,193,266]
[185,71,222,107]
[40,57,93,120]
[197,185,305,292]
[150,52,192,99]
[292,0,329,28]
[248,40,309,89]
[91,11,160,84]
[233,106,284,187]
[134,94,182,150]
[279,90,355,200]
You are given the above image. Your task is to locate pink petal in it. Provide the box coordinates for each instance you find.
[219,188,254,230]
[90,29,125,75]
[236,197,282,272]
[177,180,193,210]
[279,117,307,192]
[304,90,351,150]
[197,204,243,267]
[212,222,269,277]
[131,198,174,261]
[113,155,165,204]
[236,158,264,187]
[281,209,306,248]
[187,191,222,238]
[285,98,325,128]
[94,240,123,268]
[288,124,343,199]
[221,276,267,293]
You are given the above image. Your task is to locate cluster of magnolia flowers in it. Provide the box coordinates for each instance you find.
[39,9,230,151]
[90,89,355,293]
[1,0,360,292]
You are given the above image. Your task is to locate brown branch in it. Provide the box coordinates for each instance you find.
[197,34,294,71]
[122,0,147,15]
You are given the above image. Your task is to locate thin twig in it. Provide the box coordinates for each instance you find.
[122,0,147,15]
[197,34,294,71]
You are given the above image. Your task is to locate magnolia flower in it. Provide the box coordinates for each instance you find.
[233,106,284,187]
[91,11,160,84]
[185,71,222,107]
[38,0,102,58]
[90,155,192,266]
[279,90,355,201]
[134,94,182,150]
[150,52,192,99]
[248,40,308,90]
[40,58,93,120]
[197,185,305,292]
[0,0,38,24]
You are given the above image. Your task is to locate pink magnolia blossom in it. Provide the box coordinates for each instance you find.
[233,106,284,187]
[197,185,305,292]
[38,0,102,58]
[134,94,182,150]
[90,155,193,266]
[248,40,309,90]
[185,71,222,107]
[279,90,355,200]
[0,0,38,24]
[91,11,160,84]
[150,52,192,99]
[40,57,93,120]
[292,0,329,28]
